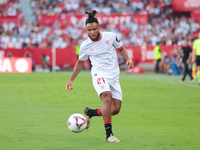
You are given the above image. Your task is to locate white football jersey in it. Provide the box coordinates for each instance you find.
[79,32,123,78]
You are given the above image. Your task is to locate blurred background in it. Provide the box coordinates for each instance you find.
[0,0,200,74]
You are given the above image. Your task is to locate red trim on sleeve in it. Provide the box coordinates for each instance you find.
[116,45,124,50]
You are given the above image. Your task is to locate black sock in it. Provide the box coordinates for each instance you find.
[104,123,113,139]
[87,108,101,118]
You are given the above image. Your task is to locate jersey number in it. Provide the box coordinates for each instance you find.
[97,77,105,85]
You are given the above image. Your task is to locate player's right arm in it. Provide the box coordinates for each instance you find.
[66,43,88,91]
[66,60,84,91]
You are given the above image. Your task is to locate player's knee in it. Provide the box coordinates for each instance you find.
[104,96,112,104]
[101,92,112,105]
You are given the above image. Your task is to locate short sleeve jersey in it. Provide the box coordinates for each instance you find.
[79,32,123,78]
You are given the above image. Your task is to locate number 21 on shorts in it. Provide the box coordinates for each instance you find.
[97,77,105,85]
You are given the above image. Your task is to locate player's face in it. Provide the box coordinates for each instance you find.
[86,22,101,40]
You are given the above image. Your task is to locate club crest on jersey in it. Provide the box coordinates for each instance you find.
[100,84,105,89]
[105,40,110,45]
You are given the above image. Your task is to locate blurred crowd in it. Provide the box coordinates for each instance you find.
[154,41,193,75]
[160,44,184,74]
[0,0,200,49]
[30,0,171,16]
[0,0,21,16]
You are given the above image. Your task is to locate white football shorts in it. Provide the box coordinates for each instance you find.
[92,75,122,101]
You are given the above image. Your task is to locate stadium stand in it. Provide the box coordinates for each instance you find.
[1,0,199,50]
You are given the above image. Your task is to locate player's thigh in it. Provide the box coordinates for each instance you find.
[92,75,111,98]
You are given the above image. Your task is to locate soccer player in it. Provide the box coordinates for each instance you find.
[66,10,133,142]
[192,32,200,86]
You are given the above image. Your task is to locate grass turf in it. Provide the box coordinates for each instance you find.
[0,71,200,150]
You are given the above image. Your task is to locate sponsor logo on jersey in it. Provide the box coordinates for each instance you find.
[105,40,110,45]
[90,47,94,51]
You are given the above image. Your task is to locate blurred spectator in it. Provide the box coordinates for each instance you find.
[40,53,50,72]
[162,52,170,74]
[75,44,80,60]
[7,36,15,48]
[24,51,35,71]
[7,52,13,57]
[0,0,21,16]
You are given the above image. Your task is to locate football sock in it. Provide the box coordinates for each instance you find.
[88,108,102,117]
[104,120,113,139]
[198,71,200,83]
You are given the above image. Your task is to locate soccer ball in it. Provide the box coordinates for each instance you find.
[67,113,87,133]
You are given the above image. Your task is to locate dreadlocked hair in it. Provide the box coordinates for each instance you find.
[85,10,99,25]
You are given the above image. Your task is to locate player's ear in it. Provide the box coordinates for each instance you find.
[98,24,101,30]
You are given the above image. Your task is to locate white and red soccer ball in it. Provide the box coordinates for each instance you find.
[67,113,87,133]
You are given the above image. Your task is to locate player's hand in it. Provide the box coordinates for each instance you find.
[66,80,73,91]
[126,59,134,69]
[192,58,195,64]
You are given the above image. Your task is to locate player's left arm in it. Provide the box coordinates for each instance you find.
[118,47,133,69]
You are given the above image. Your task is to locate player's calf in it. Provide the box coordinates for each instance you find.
[111,105,121,115]
[111,98,122,115]
[111,109,120,115]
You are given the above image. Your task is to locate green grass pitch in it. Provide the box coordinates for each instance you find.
[0,71,200,150]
